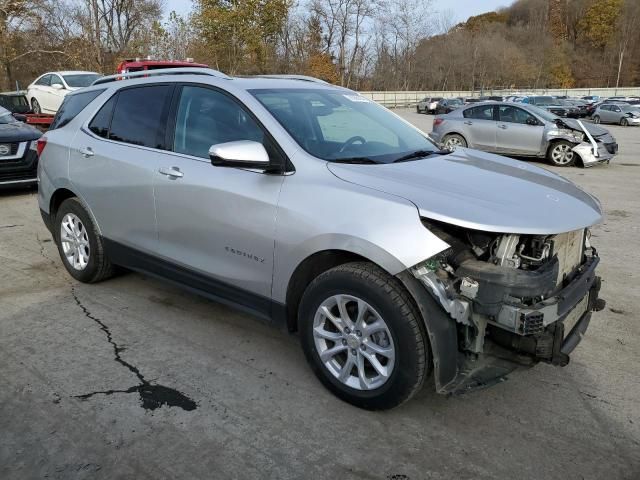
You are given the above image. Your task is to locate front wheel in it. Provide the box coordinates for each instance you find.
[55,198,115,283]
[592,115,600,124]
[442,133,467,151]
[299,262,429,410]
[31,98,41,114]
[547,140,576,167]
[620,118,628,126]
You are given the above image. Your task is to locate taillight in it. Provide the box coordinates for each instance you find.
[36,137,47,157]
[433,118,444,127]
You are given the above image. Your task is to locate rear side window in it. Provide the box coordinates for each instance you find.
[108,85,173,148]
[50,89,105,130]
[464,105,495,120]
[89,95,117,138]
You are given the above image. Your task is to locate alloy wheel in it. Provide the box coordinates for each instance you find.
[551,144,574,165]
[444,136,463,151]
[60,213,90,270]
[313,294,395,391]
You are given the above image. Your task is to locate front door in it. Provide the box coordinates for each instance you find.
[495,105,544,155]
[154,85,285,305]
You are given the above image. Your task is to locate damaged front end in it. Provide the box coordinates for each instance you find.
[549,119,618,166]
[410,219,605,395]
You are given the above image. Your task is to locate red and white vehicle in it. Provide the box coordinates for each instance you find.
[116,58,209,76]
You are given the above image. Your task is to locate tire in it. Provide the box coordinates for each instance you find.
[547,140,576,167]
[620,118,628,126]
[592,115,600,124]
[299,262,429,410]
[416,106,421,114]
[442,133,467,151]
[55,198,114,283]
[31,98,41,114]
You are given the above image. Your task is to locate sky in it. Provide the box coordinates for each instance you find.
[164,0,513,24]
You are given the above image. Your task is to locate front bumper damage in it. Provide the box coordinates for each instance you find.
[571,119,617,167]
[402,227,605,395]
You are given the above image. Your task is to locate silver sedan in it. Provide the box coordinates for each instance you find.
[592,103,640,126]
[430,102,618,167]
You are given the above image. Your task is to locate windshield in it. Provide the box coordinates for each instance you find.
[526,104,559,122]
[63,74,101,87]
[0,107,16,124]
[449,99,463,105]
[251,89,438,163]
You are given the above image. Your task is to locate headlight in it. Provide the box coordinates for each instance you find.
[548,129,584,142]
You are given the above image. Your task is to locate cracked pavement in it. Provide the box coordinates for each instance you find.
[1,112,639,479]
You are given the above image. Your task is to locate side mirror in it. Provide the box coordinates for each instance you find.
[51,83,64,90]
[526,117,539,126]
[209,140,271,169]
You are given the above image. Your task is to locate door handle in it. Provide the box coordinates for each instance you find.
[464,121,473,125]
[498,124,508,129]
[158,166,184,178]
[79,147,94,157]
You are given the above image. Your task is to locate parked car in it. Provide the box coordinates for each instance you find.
[417,96,442,114]
[0,92,31,114]
[519,96,579,118]
[38,69,605,410]
[0,106,42,189]
[562,99,590,118]
[434,97,463,114]
[592,103,640,126]
[581,95,600,103]
[464,97,482,104]
[26,71,102,114]
[431,101,617,167]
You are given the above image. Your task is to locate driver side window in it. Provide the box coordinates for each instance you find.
[498,106,536,124]
[173,86,265,159]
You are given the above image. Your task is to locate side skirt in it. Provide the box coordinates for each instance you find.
[102,238,287,328]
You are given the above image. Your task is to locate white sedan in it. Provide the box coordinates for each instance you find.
[26,71,102,114]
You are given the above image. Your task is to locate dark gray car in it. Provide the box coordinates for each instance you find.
[431,102,618,167]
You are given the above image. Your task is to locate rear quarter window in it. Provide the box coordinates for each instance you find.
[49,89,105,130]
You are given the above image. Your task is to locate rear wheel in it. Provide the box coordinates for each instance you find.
[299,262,429,410]
[416,106,421,114]
[592,115,600,124]
[31,98,41,114]
[547,140,576,167]
[442,133,467,151]
[620,117,629,126]
[55,198,114,283]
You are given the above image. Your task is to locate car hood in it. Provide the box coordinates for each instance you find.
[559,118,609,137]
[327,148,602,235]
[0,122,42,142]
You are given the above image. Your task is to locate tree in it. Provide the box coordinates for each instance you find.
[194,0,291,74]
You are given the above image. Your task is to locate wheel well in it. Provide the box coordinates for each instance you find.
[49,188,77,220]
[284,250,368,332]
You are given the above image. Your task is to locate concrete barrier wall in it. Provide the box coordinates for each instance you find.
[359,87,640,107]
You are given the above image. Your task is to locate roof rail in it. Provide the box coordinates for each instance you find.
[92,67,230,86]
[252,74,328,84]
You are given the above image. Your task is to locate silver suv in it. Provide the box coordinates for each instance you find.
[38,69,605,410]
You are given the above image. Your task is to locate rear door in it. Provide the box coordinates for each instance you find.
[70,84,174,253]
[154,84,285,304]
[461,104,497,151]
[496,105,544,155]
[32,74,52,110]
